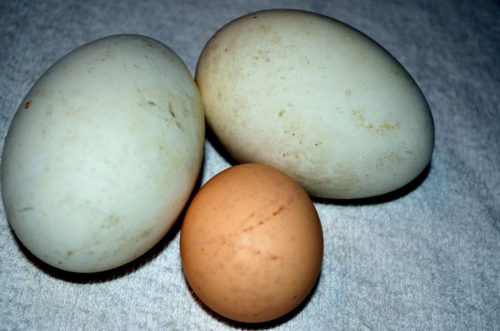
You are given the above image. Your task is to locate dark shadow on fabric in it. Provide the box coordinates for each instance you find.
[205,120,432,207]
[183,272,321,329]
[9,153,206,283]
[313,162,432,206]
[204,120,239,166]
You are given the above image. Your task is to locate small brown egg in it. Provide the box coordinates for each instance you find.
[180,163,323,323]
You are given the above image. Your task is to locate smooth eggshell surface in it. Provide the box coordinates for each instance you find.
[180,163,323,323]
[196,9,435,199]
[1,35,205,273]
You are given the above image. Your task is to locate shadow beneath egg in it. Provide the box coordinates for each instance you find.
[183,271,321,329]
[206,118,433,207]
[10,153,207,284]
[204,121,239,166]
[10,217,180,283]
[312,162,432,206]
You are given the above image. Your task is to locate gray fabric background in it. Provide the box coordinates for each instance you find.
[1,0,499,330]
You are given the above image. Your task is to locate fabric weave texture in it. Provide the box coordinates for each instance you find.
[0,0,499,330]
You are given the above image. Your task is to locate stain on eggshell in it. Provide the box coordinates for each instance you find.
[1,34,205,273]
[196,9,435,199]
[180,163,323,323]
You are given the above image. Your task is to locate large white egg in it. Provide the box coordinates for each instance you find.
[196,10,434,199]
[1,35,205,272]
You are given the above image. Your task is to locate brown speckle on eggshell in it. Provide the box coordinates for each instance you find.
[180,163,323,323]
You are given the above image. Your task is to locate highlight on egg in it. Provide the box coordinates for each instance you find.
[180,163,324,323]
[1,34,205,273]
[196,9,435,199]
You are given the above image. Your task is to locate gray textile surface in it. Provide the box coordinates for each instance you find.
[1,0,499,330]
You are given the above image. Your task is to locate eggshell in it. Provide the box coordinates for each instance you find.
[196,9,435,199]
[1,35,205,273]
[180,163,323,323]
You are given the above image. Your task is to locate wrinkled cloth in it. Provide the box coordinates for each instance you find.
[0,0,499,330]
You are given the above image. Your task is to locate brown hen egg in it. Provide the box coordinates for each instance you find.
[180,163,323,323]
